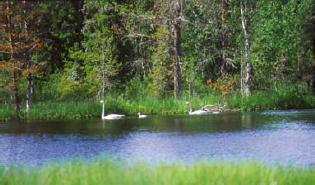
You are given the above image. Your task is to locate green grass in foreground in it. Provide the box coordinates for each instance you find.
[0,90,315,121]
[0,160,314,185]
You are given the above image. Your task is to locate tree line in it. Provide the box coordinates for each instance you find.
[0,0,314,116]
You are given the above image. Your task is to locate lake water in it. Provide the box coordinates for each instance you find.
[0,110,314,166]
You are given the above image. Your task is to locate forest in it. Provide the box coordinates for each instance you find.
[0,1,315,183]
[1,0,315,120]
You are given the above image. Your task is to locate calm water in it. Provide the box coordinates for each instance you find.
[0,110,314,166]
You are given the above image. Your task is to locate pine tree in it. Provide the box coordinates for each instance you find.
[0,0,41,117]
[69,0,121,98]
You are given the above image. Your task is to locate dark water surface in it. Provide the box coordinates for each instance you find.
[0,110,314,166]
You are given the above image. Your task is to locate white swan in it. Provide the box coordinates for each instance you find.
[100,100,125,120]
[187,102,210,115]
[137,112,147,119]
[189,108,210,115]
[202,104,222,114]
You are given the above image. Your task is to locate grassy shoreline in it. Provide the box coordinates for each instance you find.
[0,92,315,121]
[0,160,314,185]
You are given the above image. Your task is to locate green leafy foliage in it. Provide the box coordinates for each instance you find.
[148,26,173,97]
[251,0,313,86]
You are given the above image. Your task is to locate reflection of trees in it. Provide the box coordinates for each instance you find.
[149,116,183,132]
[150,115,243,133]
[217,113,239,131]
[4,114,270,137]
[99,120,135,138]
[174,118,184,132]
[241,112,253,129]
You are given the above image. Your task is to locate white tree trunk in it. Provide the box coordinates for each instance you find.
[23,0,33,113]
[240,1,252,96]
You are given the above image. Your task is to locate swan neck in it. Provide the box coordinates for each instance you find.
[102,101,105,118]
[189,102,192,113]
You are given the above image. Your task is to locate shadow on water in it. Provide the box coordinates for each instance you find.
[0,112,282,135]
[0,110,314,166]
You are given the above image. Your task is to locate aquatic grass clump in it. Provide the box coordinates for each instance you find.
[0,105,14,121]
[228,92,278,111]
[303,95,315,108]
[0,160,314,185]
[27,101,100,120]
[227,90,315,111]
[0,90,314,121]
[104,94,218,115]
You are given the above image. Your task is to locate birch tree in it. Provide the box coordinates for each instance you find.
[21,0,39,112]
[240,0,253,96]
